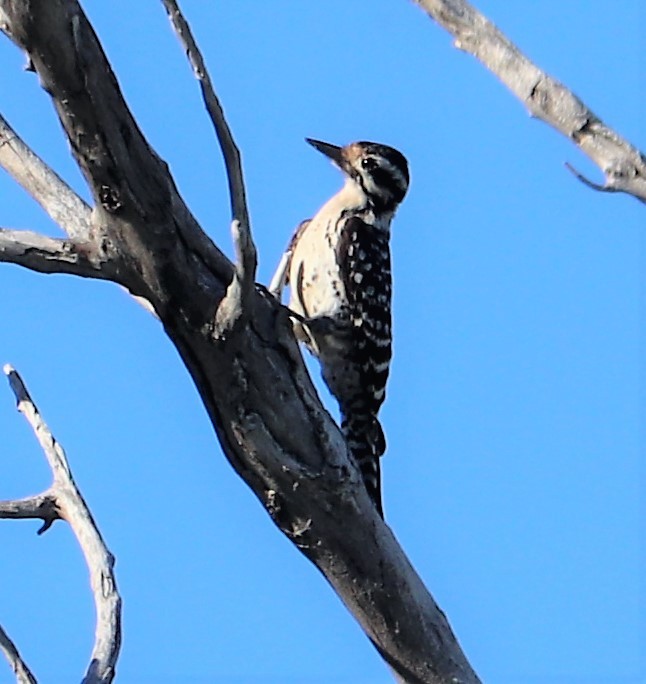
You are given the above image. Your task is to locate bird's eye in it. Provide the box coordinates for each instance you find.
[361,157,377,171]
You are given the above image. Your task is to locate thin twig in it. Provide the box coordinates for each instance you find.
[3,365,122,684]
[160,0,252,230]
[412,0,646,204]
[564,162,619,195]
[0,624,38,684]
[0,114,93,238]
[161,0,258,333]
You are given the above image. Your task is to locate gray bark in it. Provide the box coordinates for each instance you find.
[412,0,646,203]
[0,623,37,684]
[0,366,122,684]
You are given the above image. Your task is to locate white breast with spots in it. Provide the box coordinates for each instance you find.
[288,180,367,321]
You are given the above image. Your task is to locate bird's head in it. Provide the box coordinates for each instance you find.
[306,138,409,211]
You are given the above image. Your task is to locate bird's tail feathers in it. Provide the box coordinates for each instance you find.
[342,414,385,517]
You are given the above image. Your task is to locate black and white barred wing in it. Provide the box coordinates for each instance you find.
[337,215,393,427]
[334,216,393,514]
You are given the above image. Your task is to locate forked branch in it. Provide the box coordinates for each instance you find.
[413,0,646,203]
[0,366,122,684]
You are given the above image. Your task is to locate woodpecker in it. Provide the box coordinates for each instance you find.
[270,138,409,516]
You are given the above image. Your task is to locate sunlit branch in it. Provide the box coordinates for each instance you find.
[0,623,38,684]
[413,0,646,203]
[0,114,93,237]
[2,366,122,684]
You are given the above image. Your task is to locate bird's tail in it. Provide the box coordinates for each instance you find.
[341,413,385,517]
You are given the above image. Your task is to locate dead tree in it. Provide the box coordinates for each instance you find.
[0,1,643,683]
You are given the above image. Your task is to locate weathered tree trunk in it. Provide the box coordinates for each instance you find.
[0,2,480,682]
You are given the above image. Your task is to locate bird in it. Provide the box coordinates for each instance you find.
[270,138,409,516]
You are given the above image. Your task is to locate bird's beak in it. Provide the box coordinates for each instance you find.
[305,138,345,167]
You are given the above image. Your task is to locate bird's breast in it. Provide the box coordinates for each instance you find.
[288,216,347,320]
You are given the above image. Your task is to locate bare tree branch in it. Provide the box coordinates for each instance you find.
[0,228,115,279]
[2,365,122,684]
[0,114,93,238]
[0,624,38,684]
[213,219,258,339]
[0,112,161,312]
[161,0,258,335]
[160,0,252,232]
[0,116,149,309]
[0,492,59,533]
[412,0,646,203]
[1,0,233,306]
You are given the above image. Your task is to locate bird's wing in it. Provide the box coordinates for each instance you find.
[336,216,392,422]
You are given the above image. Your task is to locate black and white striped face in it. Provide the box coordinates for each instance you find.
[306,138,409,211]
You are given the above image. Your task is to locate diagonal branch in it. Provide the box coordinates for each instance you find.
[161,0,257,334]
[0,114,93,238]
[160,0,252,232]
[412,0,646,203]
[0,624,38,684]
[2,365,122,684]
[0,228,115,279]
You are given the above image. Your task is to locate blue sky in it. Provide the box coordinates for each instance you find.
[0,1,643,682]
